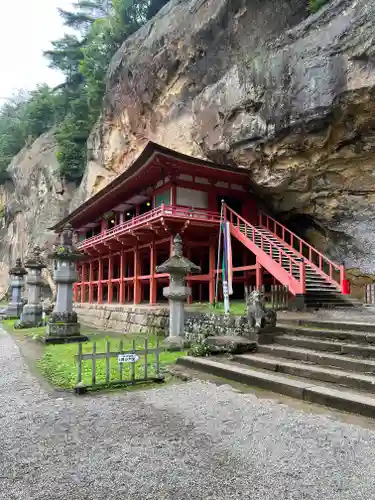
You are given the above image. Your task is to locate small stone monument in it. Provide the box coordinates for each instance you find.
[245,289,277,343]
[16,246,46,327]
[156,234,201,350]
[6,258,27,318]
[44,223,88,344]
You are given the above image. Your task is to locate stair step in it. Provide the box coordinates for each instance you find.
[275,334,375,357]
[258,344,375,373]
[258,344,375,375]
[287,319,375,333]
[276,323,375,343]
[233,353,375,392]
[177,356,375,417]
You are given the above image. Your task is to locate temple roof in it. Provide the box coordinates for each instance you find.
[51,141,253,232]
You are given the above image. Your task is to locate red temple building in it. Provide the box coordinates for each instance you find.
[52,142,349,309]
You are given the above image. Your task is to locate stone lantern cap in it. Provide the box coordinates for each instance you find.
[9,258,27,276]
[156,234,201,275]
[24,245,46,269]
[48,223,85,261]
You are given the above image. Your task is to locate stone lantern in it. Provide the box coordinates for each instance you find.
[17,246,46,327]
[44,223,88,344]
[6,258,27,318]
[156,234,201,350]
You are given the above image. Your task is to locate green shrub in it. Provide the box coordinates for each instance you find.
[308,0,329,13]
[187,343,211,357]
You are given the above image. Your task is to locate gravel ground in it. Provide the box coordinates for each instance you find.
[2,328,375,500]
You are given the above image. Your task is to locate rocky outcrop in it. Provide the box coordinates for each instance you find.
[0,130,74,296]
[3,0,375,298]
[73,0,375,295]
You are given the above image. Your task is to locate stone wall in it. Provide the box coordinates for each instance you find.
[74,303,169,334]
[184,312,252,343]
[74,303,252,339]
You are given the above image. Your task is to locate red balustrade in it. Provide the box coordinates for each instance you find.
[223,204,305,295]
[259,211,345,290]
[76,204,221,251]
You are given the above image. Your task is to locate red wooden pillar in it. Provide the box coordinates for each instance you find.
[119,250,125,304]
[81,263,86,303]
[209,242,216,304]
[88,261,94,303]
[134,246,141,304]
[108,255,113,303]
[256,259,263,290]
[73,284,78,302]
[98,258,103,304]
[150,241,157,305]
[186,246,193,305]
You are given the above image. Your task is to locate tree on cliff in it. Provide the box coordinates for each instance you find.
[0,0,169,184]
[46,0,169,183]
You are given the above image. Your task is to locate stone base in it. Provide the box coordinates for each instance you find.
[162,336,188,351]
[20,304,43,327]
[6,303,24,319]
[203,336,257,354]
[42,335,89,345]
[46,321,81,338]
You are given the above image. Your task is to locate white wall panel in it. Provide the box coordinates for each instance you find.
[176,187,208,208]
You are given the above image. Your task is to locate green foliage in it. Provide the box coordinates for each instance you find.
[308,0,329,13]
[0,0,169,185]
[47,0,170,183]
[187,343,211,357]
[0,86,62,183]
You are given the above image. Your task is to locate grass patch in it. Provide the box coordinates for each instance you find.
[2,319,185,391]
[37,335,184,390]
[189,301,246,316]
[2,318,45,338]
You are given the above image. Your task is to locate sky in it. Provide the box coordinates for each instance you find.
[0,0,73,101]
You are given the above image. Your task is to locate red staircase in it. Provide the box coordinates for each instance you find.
[224,204,353,308]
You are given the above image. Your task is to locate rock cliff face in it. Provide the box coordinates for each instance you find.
[76,0,375,294]
[0,130,74,296]
[3,0,375,297]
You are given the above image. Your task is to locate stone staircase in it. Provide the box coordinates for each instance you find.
[226,204,354,308]
[178,319,375,417]
[254,227,353,309]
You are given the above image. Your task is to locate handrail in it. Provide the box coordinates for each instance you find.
[223,204,305,294]
[76,205,221,250]
[259,210,345,288]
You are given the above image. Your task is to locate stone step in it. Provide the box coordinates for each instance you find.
[276,323,375,344]
[257,344,375,373]
[287,319,375,333]
[233,353,375,393]
[177,356,375,417]
[275,334,375,358]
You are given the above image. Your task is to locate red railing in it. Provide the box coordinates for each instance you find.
[259,211,345,290]
[76,204,220,250]
[224,204,305,294]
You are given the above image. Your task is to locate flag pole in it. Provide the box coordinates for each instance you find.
[214,200,224,307]
[222,220,230,315]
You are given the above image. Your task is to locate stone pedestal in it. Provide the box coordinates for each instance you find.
[44,224,88,344]
[156,234,200,350]
[18,246,46,327]
[6,258,27,319]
